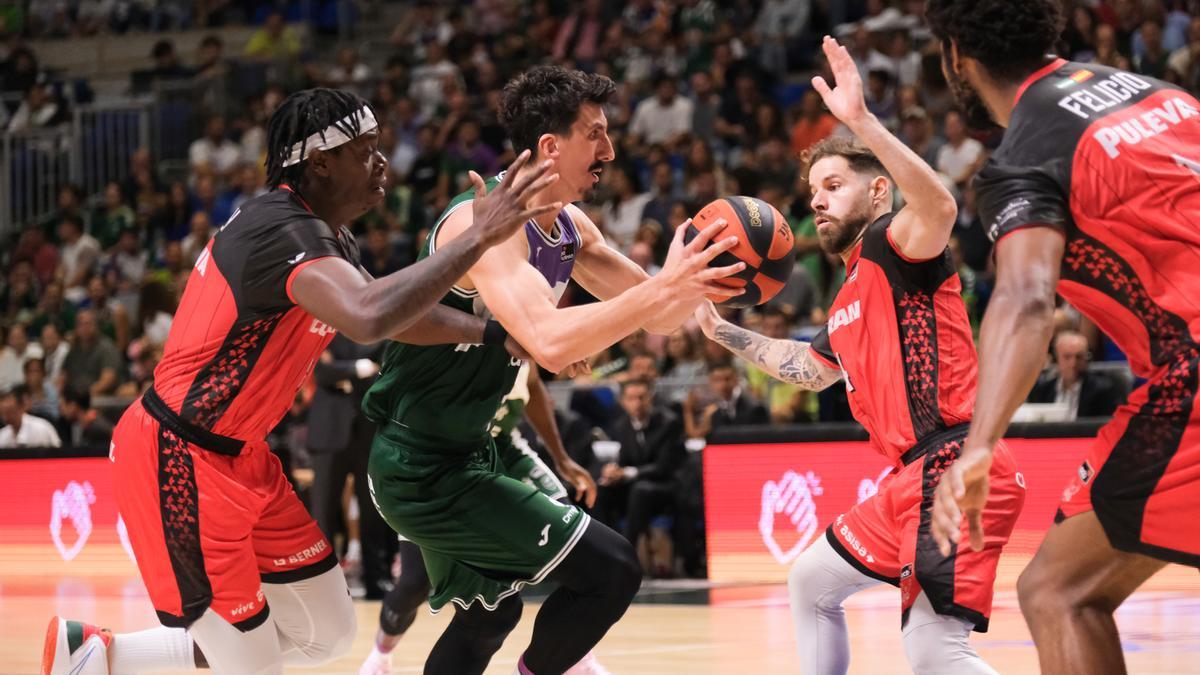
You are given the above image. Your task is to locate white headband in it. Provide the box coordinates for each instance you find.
[281,106,379,167]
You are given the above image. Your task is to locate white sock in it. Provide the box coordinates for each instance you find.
[346,539,362,561]
[109,626,196,673]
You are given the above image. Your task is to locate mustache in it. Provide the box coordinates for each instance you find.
[588,162,603,172]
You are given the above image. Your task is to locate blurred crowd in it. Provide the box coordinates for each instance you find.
[2,0,1193,575]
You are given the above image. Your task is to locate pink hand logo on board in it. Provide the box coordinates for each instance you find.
[49,481,95,562]
[759,471,824,564]
[857,468,892,504]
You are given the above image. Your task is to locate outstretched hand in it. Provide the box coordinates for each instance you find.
[469,150,561,248]
[811,35,870,126]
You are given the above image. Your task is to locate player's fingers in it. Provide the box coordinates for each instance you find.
[967,510,986,552]
[512,159,555,197]
[698,236,740,266]
[703,283,745,299]
[811,76,833,101]
[687,220,728,251]
[469,170,486,199]
[698,262,747,280]
[669,221,689,252]
[500,149,530,187]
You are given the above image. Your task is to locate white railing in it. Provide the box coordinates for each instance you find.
[1,101,151,231]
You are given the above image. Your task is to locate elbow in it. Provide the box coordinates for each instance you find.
[533,344,571,374]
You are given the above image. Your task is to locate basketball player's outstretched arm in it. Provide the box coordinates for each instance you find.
[524,367,597,508]
[812,36,958,260]
[931,227,1064,556]
[291,151,561,344]
[449,212,745,373]
[695,302,841,391]
[568,203,714,334]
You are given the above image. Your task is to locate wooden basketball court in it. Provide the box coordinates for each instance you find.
[4,550,1199,674]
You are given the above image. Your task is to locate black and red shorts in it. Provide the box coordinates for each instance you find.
[112,392,335,630]
[1057,350,1200,567]
[826,424,1025,632]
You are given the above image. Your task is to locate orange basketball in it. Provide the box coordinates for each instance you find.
[684,196,795,308]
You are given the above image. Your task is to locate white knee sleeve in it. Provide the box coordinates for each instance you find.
[901,592,998,675]
[189,610,283,675]
[261,564,358,667]
[788,535,884,675]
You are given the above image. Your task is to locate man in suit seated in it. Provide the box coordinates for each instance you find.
[1027,329,1126,420]
[594,378,687,557]
[683,362,771,440]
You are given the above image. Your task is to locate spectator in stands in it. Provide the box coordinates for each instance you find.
[214,164,265,224]
[105,227,148,301]
[189,115,241,181]
[629,72,695,149]
[0,323,42,391]
[180,211,212,267]
[689,71,722,143]
[147,39,193,82]
[39,323,68,383]
[1134,17,1172,79]
[594,378,686,560]
[360,227,407,278]
[326,46,371,94]
[0,384,61,448]
[639,161,679,231]
[60,308,122,397]
[7,79,68,132]
[45,183,87,233]
[1,46,41,96]
[1091,23,1133,71]
[1027,330,1126,420]
[194,34,229,81]
[409,39,461,119]
[24,357,57,421]
[82,276,130,351]
[683,363,769,439]
[790,89,838,159]
[155,181,192,242]
[601,165,653,254]
[662,329,705,380]
[28,280,73,338]
[191,172,220,221]
[1,261,38,324]
[935,109,985,188]
[91,182,136,250]
[443,118,500,187]
[553,0,606,66]
[58,387,113,448]
[1167,17,1200,87]
[753,0,811,78]
[56,215,101,303]
[407,122,448,208]
[243,10,301,62]
[14,224,59,287]
[898,106,943,168]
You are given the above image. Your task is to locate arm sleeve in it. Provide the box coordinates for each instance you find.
[974,160,1072,244]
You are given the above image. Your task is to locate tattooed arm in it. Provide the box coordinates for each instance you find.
[695,301,842,391]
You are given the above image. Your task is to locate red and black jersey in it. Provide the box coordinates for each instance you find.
[811,213,978,465]
[151,186,360,443]
[975,59,1200,379]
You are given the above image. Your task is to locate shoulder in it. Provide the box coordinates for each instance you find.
[565,203,603,248]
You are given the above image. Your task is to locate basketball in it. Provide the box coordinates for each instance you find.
[684,196,795,308]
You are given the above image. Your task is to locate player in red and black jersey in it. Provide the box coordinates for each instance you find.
[926,1,1200,673]
[697,38,1023,674]
[42,88,560,675]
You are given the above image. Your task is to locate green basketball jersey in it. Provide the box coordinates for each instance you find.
[361,178,580,444]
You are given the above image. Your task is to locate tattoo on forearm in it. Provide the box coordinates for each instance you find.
[712,322,839,390]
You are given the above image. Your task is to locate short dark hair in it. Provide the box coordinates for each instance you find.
[499,65,616,156]
[62,387,90,410]
[801,136,888,183]
[201,34,223,49]
[265,88,373,188]
[925,0,1065,83]
[620,377,655,395]
[2,383,30,403]
[151,39,175,59]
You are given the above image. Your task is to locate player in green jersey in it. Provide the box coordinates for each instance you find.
[364,65,745,675]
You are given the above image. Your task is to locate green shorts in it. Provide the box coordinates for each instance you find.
[367,423,589,612]
[495,430,568,501]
